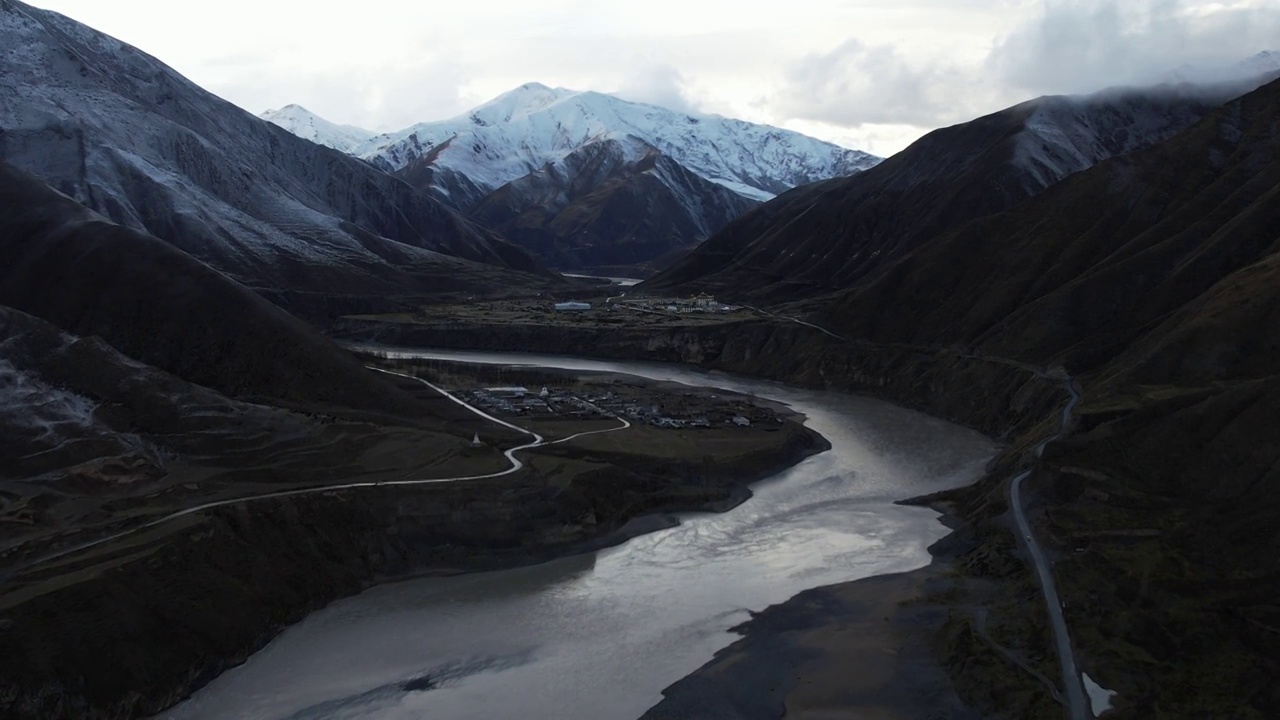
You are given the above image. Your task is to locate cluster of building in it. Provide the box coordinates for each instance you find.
[622,293,740,314]
[549,293,744,315]
[462,385,763,430]
[463,386,607,416]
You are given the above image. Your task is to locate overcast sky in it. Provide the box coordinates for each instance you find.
[29,0,1280,156]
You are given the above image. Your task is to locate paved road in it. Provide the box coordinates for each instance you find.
[4,368,630,580]
[1010,377,1088,720]
[743,305,849,341]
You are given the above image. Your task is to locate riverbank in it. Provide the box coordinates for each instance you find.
[0,360,827,720]
[640,562,974,720]
[640,489,1061,720]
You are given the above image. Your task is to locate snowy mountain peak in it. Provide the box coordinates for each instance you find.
[323,83,881,208]
[466,82,577,126]
[259,105,375,154]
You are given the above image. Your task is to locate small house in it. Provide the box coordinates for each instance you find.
[555,302,591,312]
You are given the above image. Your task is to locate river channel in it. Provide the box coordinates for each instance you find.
[160,349,996,720]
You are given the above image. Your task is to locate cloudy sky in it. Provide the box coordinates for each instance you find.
[29,0,1280,156]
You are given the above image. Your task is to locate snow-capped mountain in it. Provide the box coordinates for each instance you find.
[261,84,878,270]
[270,83,880,208]
[260,104,376,154]
[0,0,547,308]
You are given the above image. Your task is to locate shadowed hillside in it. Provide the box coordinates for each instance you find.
[645,79,1272,301]
[0,161,432,419]
[469,139,758,270]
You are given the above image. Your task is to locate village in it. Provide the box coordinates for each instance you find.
[554,292,743,315]
[459,381,781,431]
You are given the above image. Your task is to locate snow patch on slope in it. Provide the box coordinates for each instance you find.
[0,357,99,449]
[1012,76,1273,189]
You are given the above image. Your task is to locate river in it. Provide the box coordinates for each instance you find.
[561,273,642,287]
[159,349,996,720]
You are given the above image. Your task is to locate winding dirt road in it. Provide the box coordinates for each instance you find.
[5,368,631,580]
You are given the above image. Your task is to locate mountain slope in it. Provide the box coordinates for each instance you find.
[643,78,1273,300]
[0,160,428,418]
[0,0,549,308]
[859,76,1280,718]
[468,137,759,269]
[821,78,1280,381]
[312,83,880,208]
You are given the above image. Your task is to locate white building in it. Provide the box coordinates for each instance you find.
[554,302,591,312]
[485,386,529,398]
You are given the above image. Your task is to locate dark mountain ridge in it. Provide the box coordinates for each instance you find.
[0,161,430,419]
[468,137,759,270]
[644,77,1275,300]
[822,77,1280,385]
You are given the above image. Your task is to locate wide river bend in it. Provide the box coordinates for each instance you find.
[160,349,996,720]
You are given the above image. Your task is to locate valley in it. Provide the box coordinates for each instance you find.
[2,0,1280,718]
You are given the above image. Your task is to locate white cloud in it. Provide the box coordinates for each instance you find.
[770,39,996,128]
[612,65,697,114]
[25,0,1280,157]
[987,0,1280,94]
